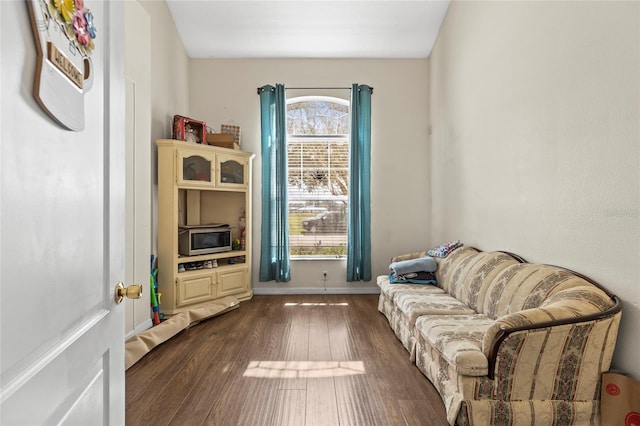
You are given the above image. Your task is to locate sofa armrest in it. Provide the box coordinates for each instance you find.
[483,297,621,387]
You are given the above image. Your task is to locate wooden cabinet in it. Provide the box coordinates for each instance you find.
[177,274,216,307]
[156,139,254,314]
[217,266,249,297]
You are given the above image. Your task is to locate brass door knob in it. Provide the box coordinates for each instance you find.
[114,282,143,304]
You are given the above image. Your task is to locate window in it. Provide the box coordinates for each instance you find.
[287,96,350,257]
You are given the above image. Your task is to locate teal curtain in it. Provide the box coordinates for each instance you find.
[347,84,372,282]
[258,84,290,282]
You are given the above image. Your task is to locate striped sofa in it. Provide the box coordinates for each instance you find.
[377,246,622,425]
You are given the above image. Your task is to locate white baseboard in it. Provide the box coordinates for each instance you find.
[125,318,154,341]
[252,287,381,295]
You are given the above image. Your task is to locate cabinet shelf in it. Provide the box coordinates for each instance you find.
[177,261,246,276]
[177,250,247,263]
[177,183,248,193]
[156,139,254,314]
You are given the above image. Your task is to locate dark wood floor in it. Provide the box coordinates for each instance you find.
[126,294,449,426]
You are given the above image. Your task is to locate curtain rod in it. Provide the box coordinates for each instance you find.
[287,87,351,90]
[257,86,373,94]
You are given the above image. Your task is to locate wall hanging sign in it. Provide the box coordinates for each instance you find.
[27,0,97,131]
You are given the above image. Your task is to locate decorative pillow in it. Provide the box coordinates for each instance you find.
[427,240,463,258]
[389,272,437,285]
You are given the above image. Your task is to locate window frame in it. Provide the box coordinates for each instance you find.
[286,95,351,260]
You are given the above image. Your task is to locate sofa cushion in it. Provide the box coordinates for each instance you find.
[483,263,604,319]
[427,240,463,257]
[394,293,476,325]
[377,274,445,299]
[415,314,495,376]
[540,285,614,312]
[435,246,479,292]
[449,251,521,312]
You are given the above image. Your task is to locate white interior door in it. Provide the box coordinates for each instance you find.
[1,1,126,424]
[124,0,152,338]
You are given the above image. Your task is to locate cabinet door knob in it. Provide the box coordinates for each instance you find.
[114,282,143,304]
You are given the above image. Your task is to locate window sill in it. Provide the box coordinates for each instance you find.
[290,256,346,261]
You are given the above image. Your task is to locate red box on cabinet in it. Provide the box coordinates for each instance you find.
[173,115,207,144]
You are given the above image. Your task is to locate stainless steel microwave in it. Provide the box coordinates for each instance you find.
[178,224,232,256]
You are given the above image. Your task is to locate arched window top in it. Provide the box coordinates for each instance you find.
[287,96,350,136]
[287,96,349,106]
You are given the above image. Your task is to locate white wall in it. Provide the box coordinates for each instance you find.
[429,1,640,378]
[124,0,152,338]
[189,59,431,293]
[139,0,190,258]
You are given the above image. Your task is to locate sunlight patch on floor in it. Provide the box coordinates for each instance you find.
[243,361,365,379]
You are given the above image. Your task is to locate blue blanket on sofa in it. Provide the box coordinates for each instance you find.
[389,256,437,276]
[389,271,437,285]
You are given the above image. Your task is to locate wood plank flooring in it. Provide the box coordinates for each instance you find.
[126,294,449,426]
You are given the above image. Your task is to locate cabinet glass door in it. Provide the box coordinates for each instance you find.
[217,155,247,188]
[178,151,214,185]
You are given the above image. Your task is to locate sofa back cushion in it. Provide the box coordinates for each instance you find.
[482,263,612,319]
[450,252,522,312]
[435,246,479,293]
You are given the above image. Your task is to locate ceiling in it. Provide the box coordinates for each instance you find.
[165,1,451,59]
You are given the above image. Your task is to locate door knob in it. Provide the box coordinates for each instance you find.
[114,282,143,304]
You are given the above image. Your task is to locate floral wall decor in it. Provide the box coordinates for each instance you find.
[27,0,98,131]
